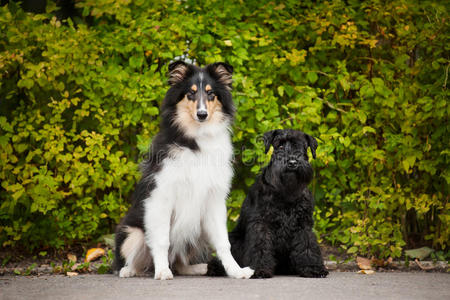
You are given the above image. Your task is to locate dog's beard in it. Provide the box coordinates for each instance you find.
[293,160,314,184]
[264,159,313,195]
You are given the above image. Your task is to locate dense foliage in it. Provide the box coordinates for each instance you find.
[0,0,448,258]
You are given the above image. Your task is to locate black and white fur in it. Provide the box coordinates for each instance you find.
[114,61,254,280]
[207,129,328,278]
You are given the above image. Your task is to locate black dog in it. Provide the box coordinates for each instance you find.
[208,129,328,278]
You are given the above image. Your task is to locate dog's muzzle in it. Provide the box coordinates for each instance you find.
[196,110,208,121]
[287,156,299,170]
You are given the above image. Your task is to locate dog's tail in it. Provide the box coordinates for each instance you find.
[113,225,128,273]
[206,257,227,276]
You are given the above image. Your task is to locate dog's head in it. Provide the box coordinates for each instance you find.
[162,61,235,136]
[263,129,318,185]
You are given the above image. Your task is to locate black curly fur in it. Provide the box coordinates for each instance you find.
[207,129,328,278]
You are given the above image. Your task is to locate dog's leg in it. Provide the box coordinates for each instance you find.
[242,222,276,278]
[290,229,328,278]
[204,191,254,279]
[175,263,208,276]
[144,196,174,280]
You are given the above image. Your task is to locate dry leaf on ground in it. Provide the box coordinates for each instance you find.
[66,272,78,277]
[85,248,105,262]
[356,256,372,270]
[71,263,80,271]
[357,270,375,275]
[371,256,393,267]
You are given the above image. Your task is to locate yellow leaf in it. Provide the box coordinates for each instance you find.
[357,270,375,275]
[85,248,105,262]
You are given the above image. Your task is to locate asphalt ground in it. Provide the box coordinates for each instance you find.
[1,271,449,300]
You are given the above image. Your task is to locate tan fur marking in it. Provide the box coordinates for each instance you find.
[206,96,224,124]
[205,84,212,92]
[174,96,199,137]
[174,95,225,136]
[191,84,197,92]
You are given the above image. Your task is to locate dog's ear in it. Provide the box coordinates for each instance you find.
[207,62,233,90]
[305,133,318,159]
[263,130,281,153]
[168,61,189,86]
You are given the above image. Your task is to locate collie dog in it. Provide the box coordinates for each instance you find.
[114,61,254,280]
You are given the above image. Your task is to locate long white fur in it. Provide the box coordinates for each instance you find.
[120,120,253,280]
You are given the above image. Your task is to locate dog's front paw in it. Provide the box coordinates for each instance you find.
[226,266,254,279]
[119,266,136,278]
[298,266,329,278]
[154,268,174,280]
[251,268,273,279]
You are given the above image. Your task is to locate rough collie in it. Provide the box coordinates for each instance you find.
[114,61,254,280]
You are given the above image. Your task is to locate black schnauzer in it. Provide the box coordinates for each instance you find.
[208,129,328,278]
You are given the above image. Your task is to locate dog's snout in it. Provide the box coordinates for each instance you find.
[287,159,298,169]
[287,155,300,169]
[197,110,208,121]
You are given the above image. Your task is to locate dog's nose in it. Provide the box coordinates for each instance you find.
[287,159,298,169]
[197,110,208,121]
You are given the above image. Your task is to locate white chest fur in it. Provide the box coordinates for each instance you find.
[144,129,233,264]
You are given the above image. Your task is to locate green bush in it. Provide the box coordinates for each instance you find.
[0,0,448,258]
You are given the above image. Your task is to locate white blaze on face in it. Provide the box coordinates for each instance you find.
[197,72,207,115]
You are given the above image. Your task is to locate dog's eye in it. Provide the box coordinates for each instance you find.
[278,145,284,150]
[187,90,196,100]
[207,91,215,100]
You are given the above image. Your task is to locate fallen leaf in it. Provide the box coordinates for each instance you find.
[371,256,392,268]
[405,247,434,260]
[66,272,78,277]
[356,256,372,270]
[357,269,375,275]
[71,263,80,271]
[67,253,77,263]
[85,248,105,262]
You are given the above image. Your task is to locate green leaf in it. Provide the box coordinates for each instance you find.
[99,234,115,248]
[360,84,375,98]
[307,72,318,84]
[18,78,34,89]
[362,126,376,134]
[200,34,214,44]
[347,246,358,254]
[404,247,434,260]
[129,56,144,68]
[339,78,350,91]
